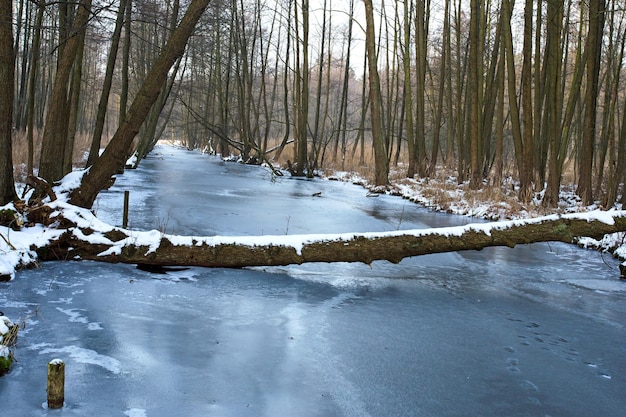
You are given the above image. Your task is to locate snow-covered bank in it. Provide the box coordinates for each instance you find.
[0,203,64,280]
[326,167,626,266]
[0,314,17,375]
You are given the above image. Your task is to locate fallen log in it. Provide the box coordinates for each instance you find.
[35,205,626,269]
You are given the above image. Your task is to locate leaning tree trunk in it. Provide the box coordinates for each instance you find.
[68,0,212,209]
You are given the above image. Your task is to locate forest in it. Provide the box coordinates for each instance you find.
[1,0,626,211]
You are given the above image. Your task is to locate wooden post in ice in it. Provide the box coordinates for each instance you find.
[47,359,65,409]
[123,190,130,228]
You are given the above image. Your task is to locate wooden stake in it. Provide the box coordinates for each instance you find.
[123,190,130,228]
[47,359,65,409]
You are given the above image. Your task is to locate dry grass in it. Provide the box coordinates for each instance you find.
[11,130,41,182]
[0,321,18,349]
[391,172,536,220]
[12,130,105,183]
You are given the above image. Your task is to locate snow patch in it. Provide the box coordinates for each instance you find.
[565,279,626,292]
[124,409,147,417]
[0,315,13,336]
[1,222,64,280]
[55,307,88,324]
[566,209,617,225]
[28,343,121,374]
[53,170,88,198]
[87,322,103,330]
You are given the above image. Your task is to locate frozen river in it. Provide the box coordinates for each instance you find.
[1,145,625,416]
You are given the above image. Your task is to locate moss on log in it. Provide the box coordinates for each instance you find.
[35,211,626,269]
[0,355,12,376]
[0,320,18,376]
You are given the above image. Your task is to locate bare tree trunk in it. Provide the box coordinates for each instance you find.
[518,0,534,203]
[429,0,447,178]
[414,0,428,178]
[333,0,354,168]
[14,0,29,132]
[543,0,566,208]
[26,0,45,176]
[353,55,369,167]
[260,2,280,157]
[134,0,181,166]
[295,0,310,176]
[454,0,469,182]
[64,29,86,174]
[577,0,605,204]
[382,4,398,165]
[467,0,482,189]
[311,0,328,169]
[444,0,455,169]
[493,39,505,187]
[618,87,626,206]
[363,0,389,186]
[86,0,128,167]
[502,0,524,189]
[38,0,92,186]
[275,0,292,161]
[595,5,620,200]
[403,0,416,178]
[119,0,132,122]
[534,0,547,186]
[232,0,253,160]
[0,0,17,205]
[603,14,625,207]
[479,2,501,182]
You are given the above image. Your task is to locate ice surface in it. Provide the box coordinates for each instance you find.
[1,145,625,417]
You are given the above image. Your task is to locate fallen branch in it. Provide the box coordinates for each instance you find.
[25,175,57,202]
[0,232,16,250]
[35,207,626,270]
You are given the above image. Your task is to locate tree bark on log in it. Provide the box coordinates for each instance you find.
[36,209,626,269]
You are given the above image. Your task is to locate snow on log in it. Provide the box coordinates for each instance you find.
[35,204,626,268]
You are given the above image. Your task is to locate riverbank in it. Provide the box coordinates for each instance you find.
[320,164,626,264]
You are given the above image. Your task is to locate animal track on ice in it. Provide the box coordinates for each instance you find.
[506,357,521,373]
[510,317,613,380]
